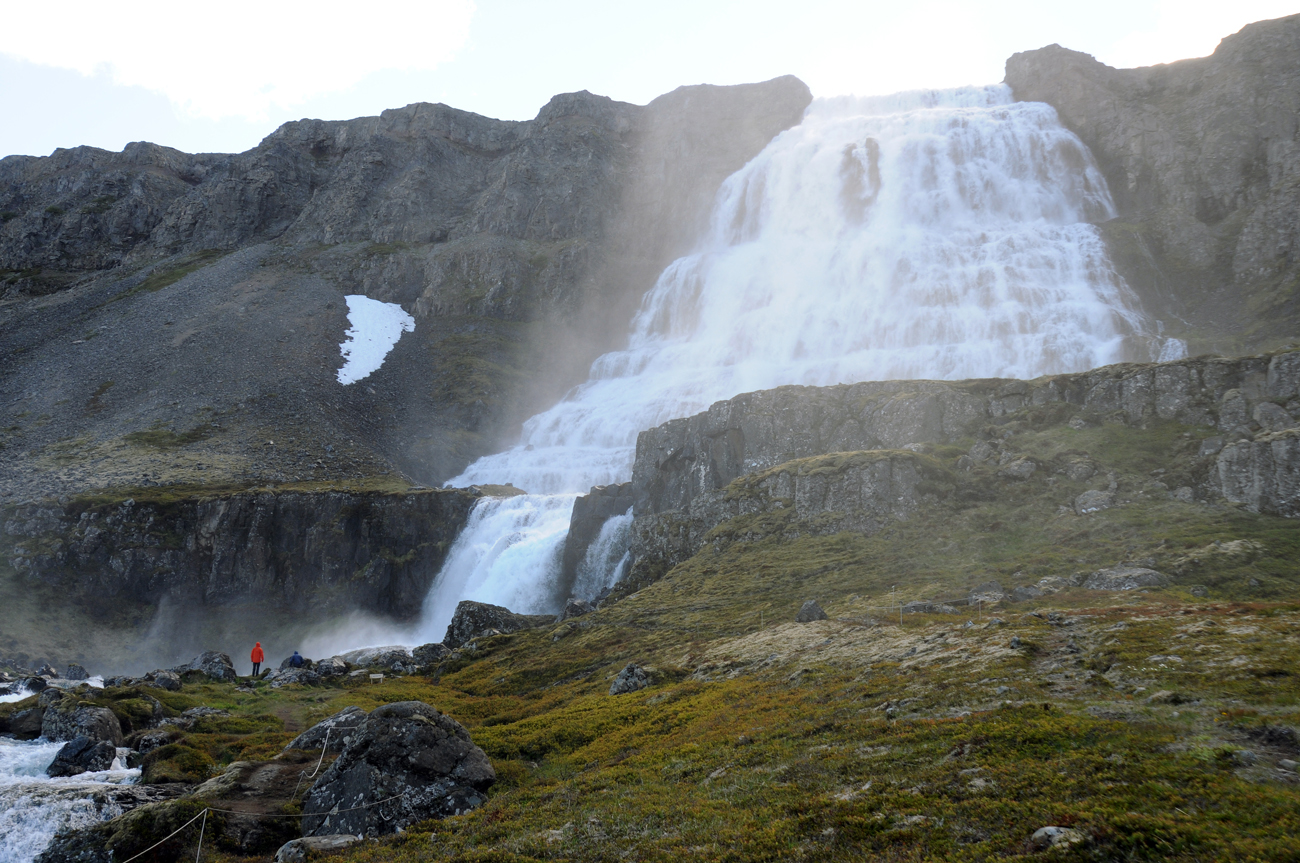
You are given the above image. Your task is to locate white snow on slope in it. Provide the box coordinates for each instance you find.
[336,295,415,385]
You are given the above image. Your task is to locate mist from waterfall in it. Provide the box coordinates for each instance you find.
[411,84,1183,643]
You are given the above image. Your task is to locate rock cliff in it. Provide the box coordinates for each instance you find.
[1005,14,1300,354]
[0,77,811,501]
[627,352,1300,572]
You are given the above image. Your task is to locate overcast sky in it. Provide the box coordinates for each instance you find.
[2,0,1297,158]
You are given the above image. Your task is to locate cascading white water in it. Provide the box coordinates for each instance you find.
[0,738,140,863]
[413,85,1184,639]
[573,509,634,600]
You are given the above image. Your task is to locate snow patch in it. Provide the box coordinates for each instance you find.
[336,295,415,385]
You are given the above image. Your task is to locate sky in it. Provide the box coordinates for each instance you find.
[1,0,1297,159]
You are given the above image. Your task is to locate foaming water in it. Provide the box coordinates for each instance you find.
[0,738,140,863]
[411,85,1182,633]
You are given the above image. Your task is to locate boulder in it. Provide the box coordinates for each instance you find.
[47,736,117,777]
[997,457,1037,480]
[1082,567,1169,591]
[268,667,321,688]
[283,706,368,754]
[1212,429,1300,517]
[315,656,349,678]
[301,701,495,838]
[9,706,45,739]
[146,670,182,691]
[794,600,828,622]
[411,643,450,666]
[1074,489,1114,515]
[337,646,412,670]
[969,581,1006,604]
[1010,585,1043,603]
[65,664,90,681]
[1030,826,1087,850]
[609,663,650,695]
[42,705,124,745]
[561,598,596,620]
[278,655,313,671]
[275,835,363,863]
[37,664,58,678]
[443,601,556,648]
[172,651,238,682]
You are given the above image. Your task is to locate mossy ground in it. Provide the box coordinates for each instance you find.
[19,414,1300,861]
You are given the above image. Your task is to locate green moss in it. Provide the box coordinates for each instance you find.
[142,742,216,783]
[122,423,213,449]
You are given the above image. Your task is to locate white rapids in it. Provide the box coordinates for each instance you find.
[407,84,1185,640]
[0,738,140,863]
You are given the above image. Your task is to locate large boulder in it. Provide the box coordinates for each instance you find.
[794,600,828,623]
[443,600,556,648]
[47,736,117,777]
[274,835,363,863]
[337,646,412,670]
[268,667,321,688]
[9,706,45,739]
[609,663,650,695]
[172,651,238,682]
[42,703,124,745]
[301,701,495,837]
[314,657,349,678]
[1083,566,1169,591]
[65,664,91,681]
[282,706,368,754]
[412,643,451,665]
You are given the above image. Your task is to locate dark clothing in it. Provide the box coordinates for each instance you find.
[251,662,261,676]
[289,653,304,668]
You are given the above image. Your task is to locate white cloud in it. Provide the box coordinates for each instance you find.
[1,0,475,120]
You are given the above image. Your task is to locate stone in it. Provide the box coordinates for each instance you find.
[145,670,182,691]
[278,654,312,671]
[1212,429,1300,517]
[172,706,230,730]
[411,643,450,666]
[443,601,556,648]
[1064,460,1095,481]
[1172,486,1195,503]
[1189,585,1209,597]
[561,598,596,620]
[47,736,117,777]
[795,600,828,622]
[131,729,176,756]
[9,707,45,739]
[172,651,238,682]
[314,656,349,678]
[1232,749,1258,766]
[1030,826,1087,850]
[1074,489,1113,515]
[969,581,1006,604]
[561,482,635,595]
[1254,402,1294,432]
[42,705,124,745]
[1083,566,1168,591]
[283,706,368,754]
[1010,585,1043,603]
[968,440,998,463]
[997,457,1037,480]
[1035,576,1070,593]
[1146,690,1183,704]
[609,663,651,696]
[1279,759,1298,772]
[37,664,58,678]
[64,664,90,681]
[301,701,495,838]
[269,667,321,688]
[338,646,413,670]
[1199,437,1225,458]
[274,835,364,863]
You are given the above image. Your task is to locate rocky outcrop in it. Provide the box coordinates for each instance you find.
[443,600,555,648]
[795,601,828,623]
[172,652,237,682]
[1,487,479,625]
[560,482,634,597]
[47,736,117,776]
[1213,430,1300,516]
[41,703,123,745]
[609,663,650,695]
[1005,14,1300,353]
[301,701,495,837]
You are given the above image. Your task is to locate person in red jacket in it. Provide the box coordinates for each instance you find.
[250,642,264,677]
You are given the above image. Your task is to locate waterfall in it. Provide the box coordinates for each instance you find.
[414,84,1182,637]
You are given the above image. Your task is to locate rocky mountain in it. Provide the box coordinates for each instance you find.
[1006,12,1300,356]
[0,77,811,501]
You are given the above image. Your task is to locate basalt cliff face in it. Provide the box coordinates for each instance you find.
[0,77,811,501]
[1005,13,1300,355]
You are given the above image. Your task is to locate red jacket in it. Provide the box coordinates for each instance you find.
[251,644,264,663]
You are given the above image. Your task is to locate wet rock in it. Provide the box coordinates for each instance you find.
[9,706,45,738]
[1083,566,1169,591]
[561,598,596,620]
[1030,826,1087,850]
[283,706,368,754]
[301,701,495,838]
[561,482,634,594]
[130,728,178,756]
[314,656,349,678]
[172,651,238,682]
[37,664,58,678]
[795,600,828,622]
[275,835,364,863]
[609,663,651,695]
[42,704,123,745]
[1074,489,1113,515]
[443,601,556,648]
[64,664,90,681]
[47,736,117,777]
[145,670,182,691]
[411,643,450,666]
